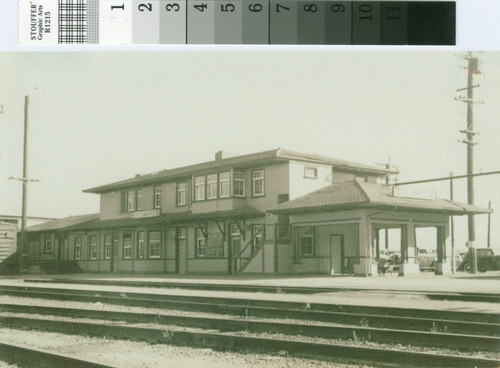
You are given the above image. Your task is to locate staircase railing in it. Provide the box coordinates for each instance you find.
[233,227,262,274]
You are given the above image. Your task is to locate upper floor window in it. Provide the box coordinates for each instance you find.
[74,236,82,260]
[304,167,318,179]
[136,189,143,210]
[195,176,205,201]
[44,236,52,253]
[207,174,217,199]
[127,191,135,211]
[123,233,132,259]
[89,235,98,260]
[104,234,111,259]
[219,172,230,198]
[137,231,145,259]
[234,172,245,197]
[154,186,162,208]
[355,176,368,183]
[252,170,264,196]
[149,231,161,258]
[300,227,314,256]
[177,182,187,206]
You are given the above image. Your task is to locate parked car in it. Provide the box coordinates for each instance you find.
[457,248,500,272]
[417,248,437,269]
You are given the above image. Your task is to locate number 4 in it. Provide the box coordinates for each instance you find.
[194,3,207,12]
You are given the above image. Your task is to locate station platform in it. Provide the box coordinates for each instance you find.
[1,271,499,314]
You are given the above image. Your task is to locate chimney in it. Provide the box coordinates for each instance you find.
[215,151,232,161]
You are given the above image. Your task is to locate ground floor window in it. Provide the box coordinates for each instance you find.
[44,236,52,253]
[123,233,132,259]
[178,227,187,239]
[300,227,314,256]
[104,234,111,259]
[231,224,241,257]
[137,231,145,258]
[89,235,98,260]
[253,224,263,249]
[148,231,161,258]
[74,236,82,260]
[196,229,206,258]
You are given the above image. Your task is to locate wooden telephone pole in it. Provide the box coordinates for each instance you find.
[457,53,481,243]
[456,53,481,272]
[8,96,39,273]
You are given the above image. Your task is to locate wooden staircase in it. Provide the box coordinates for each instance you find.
[238,244,264,272]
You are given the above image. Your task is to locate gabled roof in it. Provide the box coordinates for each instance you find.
[60,205,265,231]
[269,181,492,215]
[26,213,100,232]
[83,148,396,194]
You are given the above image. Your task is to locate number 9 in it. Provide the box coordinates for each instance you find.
[331,4,345,12]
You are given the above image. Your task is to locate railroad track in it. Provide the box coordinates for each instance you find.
[0,313,499,367]
[0,284,499,367]
[0,340,115,368]
[26,277,500,303]
[1,303,499,352]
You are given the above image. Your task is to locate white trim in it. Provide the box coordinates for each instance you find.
[252,170,264,196]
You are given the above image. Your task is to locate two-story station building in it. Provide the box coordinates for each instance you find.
[25,148,490,276]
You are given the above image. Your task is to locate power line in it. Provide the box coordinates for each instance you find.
[394,170,500,186]
[397,141,458,166]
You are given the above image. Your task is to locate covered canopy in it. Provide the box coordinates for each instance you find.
[269,181,492,216]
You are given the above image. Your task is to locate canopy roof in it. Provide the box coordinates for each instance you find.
[26,213,100,232]
[269,181,492,216]
[46,205,265,231]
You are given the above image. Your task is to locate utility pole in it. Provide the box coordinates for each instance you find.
[487,200,491,248]
[456,52,481,245]
[456,52,481,273]
[8,96,39,273]
[449,172,455,274]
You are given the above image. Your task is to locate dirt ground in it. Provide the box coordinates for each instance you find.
[0,328,376,368]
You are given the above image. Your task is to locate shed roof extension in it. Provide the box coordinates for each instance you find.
[26,213,100,232]
[269,181,492,215]
[83,148,396,194]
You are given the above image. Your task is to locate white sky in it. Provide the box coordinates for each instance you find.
[0,51,499,252]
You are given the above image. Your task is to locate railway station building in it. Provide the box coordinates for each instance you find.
[24,148,491,276]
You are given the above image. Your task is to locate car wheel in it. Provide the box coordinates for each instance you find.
[463,263,471,272]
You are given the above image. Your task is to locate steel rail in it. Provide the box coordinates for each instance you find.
[1,303,498,352]
[26,278,500,303]
[1,287,499,337]
[0,315,498,368]
[0,340,115,368]
[1,285,498,324]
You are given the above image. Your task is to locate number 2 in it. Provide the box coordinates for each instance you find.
[138,3,152,12]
